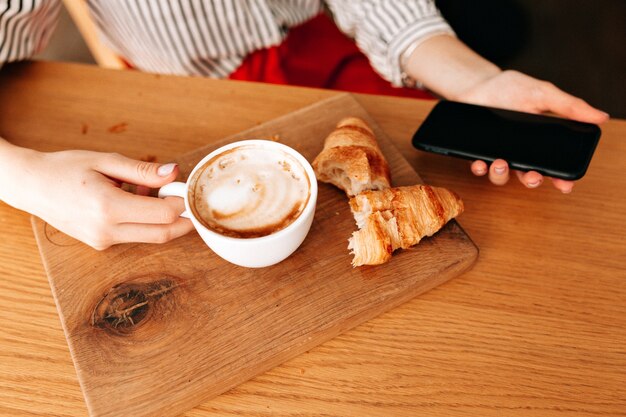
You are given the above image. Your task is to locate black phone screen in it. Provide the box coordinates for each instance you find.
[412,101,601,180]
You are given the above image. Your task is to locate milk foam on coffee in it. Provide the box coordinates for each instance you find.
[190,145,310,238]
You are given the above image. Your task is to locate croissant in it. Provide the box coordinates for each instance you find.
[348,185,464,266]
[312,117,391,197]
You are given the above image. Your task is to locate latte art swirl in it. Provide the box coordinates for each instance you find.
[190,145,311,238]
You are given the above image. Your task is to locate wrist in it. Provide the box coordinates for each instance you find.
[0,139,41,210]
[0,138,38,170]
[404,34,500,100]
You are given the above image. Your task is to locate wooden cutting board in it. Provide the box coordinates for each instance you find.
[32,94,478,417]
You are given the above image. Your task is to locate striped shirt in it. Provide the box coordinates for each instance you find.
[0,0,454,86]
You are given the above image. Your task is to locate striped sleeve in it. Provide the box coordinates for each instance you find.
[325,0,455,87]
[0,0,62,66]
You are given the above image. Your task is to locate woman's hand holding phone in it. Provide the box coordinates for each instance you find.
[405,35,609,193]
[454,70,609,193]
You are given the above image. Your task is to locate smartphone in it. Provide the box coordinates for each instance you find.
[411,100,601,180]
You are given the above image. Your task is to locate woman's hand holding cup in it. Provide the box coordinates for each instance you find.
[0,142,193,250]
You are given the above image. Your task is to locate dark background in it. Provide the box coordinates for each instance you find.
[436,0,626,118]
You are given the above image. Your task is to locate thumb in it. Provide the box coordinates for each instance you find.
[540,83,609,124]
[95,153,179,187]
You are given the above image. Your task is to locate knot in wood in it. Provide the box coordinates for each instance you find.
[91,278,177,335]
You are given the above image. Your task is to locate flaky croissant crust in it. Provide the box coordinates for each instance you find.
[348,185,464,266]
[312,117,391,197]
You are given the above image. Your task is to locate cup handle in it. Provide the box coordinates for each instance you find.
[158,182,190,219]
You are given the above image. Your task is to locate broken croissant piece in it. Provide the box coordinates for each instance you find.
[348,185,464,267]
[312,117,391,197]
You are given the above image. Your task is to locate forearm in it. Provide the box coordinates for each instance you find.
[404,34,501,100]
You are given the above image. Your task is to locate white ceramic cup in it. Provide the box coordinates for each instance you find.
[158,140,318,268]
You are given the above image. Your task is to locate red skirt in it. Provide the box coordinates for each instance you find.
[229,14,432,99]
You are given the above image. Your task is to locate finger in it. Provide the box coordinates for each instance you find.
[471,160,488,176]
[550,177,575,194]
[107,188,186,224]
[112,217,195,245]
[95,153,179,188]
[540,83,609,124]
[136,185,150,196]
[488,159,509,186]
[514,170,544,188]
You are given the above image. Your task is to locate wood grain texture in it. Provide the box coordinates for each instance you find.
[1,62,625,417]
[29,94,477,417]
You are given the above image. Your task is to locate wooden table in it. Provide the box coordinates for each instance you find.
[1,61,624,417]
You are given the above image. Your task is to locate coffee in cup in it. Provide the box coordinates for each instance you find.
[158,140,318,268]
[189,144,311,239]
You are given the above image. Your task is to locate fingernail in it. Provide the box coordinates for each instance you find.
[494,166,506,175]
[561,187,573,194]
[157,163,177,177]
[527,180,542,188]
[601,111,610,118]
[475,168,486,175]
